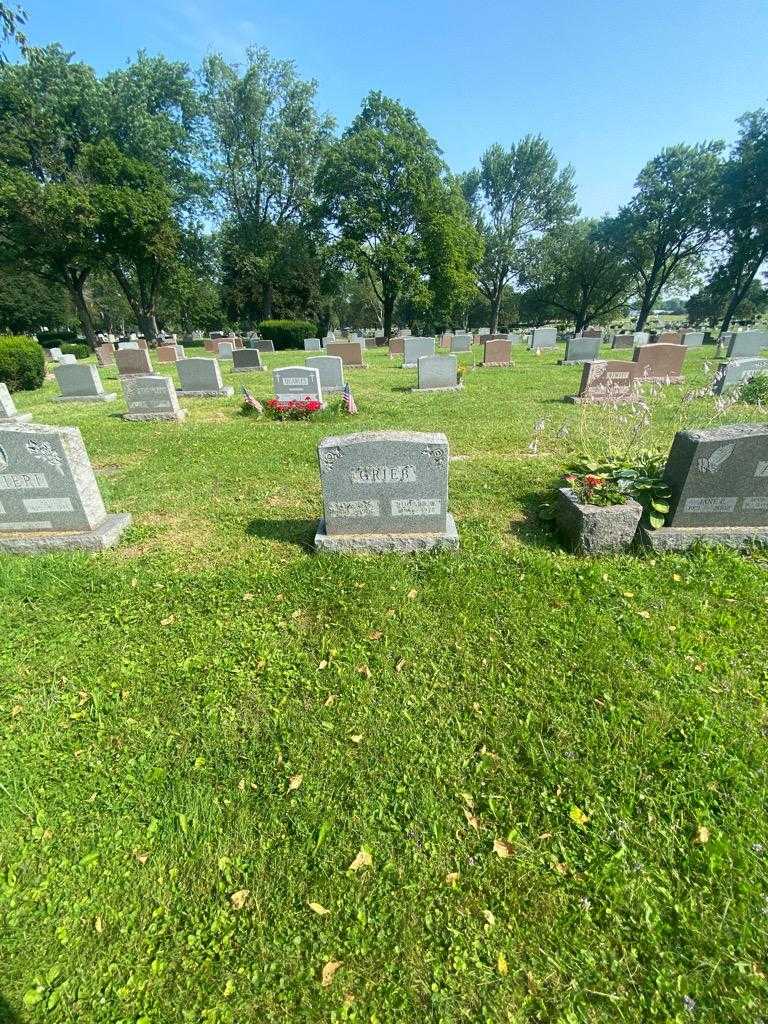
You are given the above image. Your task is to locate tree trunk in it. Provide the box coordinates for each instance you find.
[262,281,273,320]
[383,286,396,340]
[64,269,98,349]
[575,309,588,333]
[489,286,502,333]
[139,313,159,343]
[635,294,653,331]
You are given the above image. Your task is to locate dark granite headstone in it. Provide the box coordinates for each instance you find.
[232,349,265,373]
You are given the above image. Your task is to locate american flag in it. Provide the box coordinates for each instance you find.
[241,385,263,413]
[343,382,358,414]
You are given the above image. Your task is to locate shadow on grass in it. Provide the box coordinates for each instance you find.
[0,995,19,1024]
[509,492,565,552]
[246,518,317,550]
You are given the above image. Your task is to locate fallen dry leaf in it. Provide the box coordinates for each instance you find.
[160,615,175,626]
[229,889,250,910]
[693,825,710,845]
[242,592,254,601]
[134,851,149,865]
[318,660,328,670]
[638,610,651,619]
[445,871,459,886]
[407,588,418,600]
[349,734,363,744]
[463,807,480,830]
[369,630,383,640]
[321,960,343,987]
[493,838,514,859]
[482,909,496,928]
[323,693,336,706]
[348,848,373,872]
[308,901,331,916]
[395,658,406,673]
[94,915,104,934]
[10,705,22,717]
[357,665,371,678]
[287,774,303,793]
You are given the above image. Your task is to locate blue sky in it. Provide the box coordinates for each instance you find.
[26,0,768,217]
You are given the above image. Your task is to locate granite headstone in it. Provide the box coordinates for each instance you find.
[415,354,460,391]
[122,375,186,421]
[273,365,323,404]
[54,364,115,403]
[306,355,345,394]
[232,349,265,373]
[177,357,234,397]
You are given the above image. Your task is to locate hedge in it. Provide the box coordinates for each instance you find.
[0,335,46,392]
[36,329,79,344]
[257,320,318,350]
[60,342,90,360]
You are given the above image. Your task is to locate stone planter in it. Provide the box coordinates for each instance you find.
[555,487,643,555]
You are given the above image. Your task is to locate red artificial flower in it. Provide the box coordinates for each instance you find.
[584,474,604,487]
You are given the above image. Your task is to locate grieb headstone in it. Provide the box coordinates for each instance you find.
[560,337,601,364]
[273,365,324,405]
[54,363,115,403]
[482,338,512,366]
[306,355,345,394]
[712,357,768,394]
[531,327,557,348]
[450,334,472,352]
[116,348,153,377]
[641,424,768,550]
[402,337,435,367]
[177,357,234,397]
[0,383,32,423]
[726,331,768,359]
[122,375,186,421]
[415,354,460,391]
[326,341,365,368]
[232,349,265,373]
[304,338,322,351]
[632,343,686,382]
[314,431,459,553]
[0,423,131,552]
[569,360,638,403]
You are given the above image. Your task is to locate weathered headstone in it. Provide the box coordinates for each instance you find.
[156,344,186,363]
[531,327,557,348]
[633,331,650,346]
[203,339,221,353]
[118,341,140,350]
[402,337,435,368]
[248,339,275,353]
[477,328,490,336]
[632,343,686,382]
[304,338,322,351]
[326,341,365,368]
[0,383,32,423]
[177,357,234,397]
[580,327,603,338]
[116,348,153,377]
[560,336,601,364]
[314,431,459,553]
[388,337,405,357]
[96,343,116,367]
[415,354,460,392]
[59,355,77,365]
[654,330,683,345]
[48,347,64,362]
[54,364,115,403]
[0,423,131,552]
[273,365,323,405]
[449,334,472,352]
[481,338,512,367]
[640,423,768,550]
[683,331,705,347]
[712,357,768,394]
[122,375,186,421]
[567,360,638,403]
[232,349,265,373]
[611,333,635,349]
[306,355,345,394]
[726,330,768,359]
[216,341,234,360]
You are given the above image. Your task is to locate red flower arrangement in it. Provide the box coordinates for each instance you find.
[264,397,323,420]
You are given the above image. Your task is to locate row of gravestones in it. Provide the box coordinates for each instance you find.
[1,406,766,555]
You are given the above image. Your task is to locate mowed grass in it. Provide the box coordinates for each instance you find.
[1,343,767,1023]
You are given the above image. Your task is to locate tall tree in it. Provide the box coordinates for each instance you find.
[202,48,333,320]
[523,218,632,331]
[611,142,724,330]
[461,137,577,332]
[710,108,768,333]
[317,91,478,339]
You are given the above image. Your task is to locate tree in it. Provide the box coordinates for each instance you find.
[0,266,75,333]
[611,142,724,330]
[0,2,27,63]
[461,137,577,332]
[687,275,768,326]
[710,108,768,333]
[157,228,223,334]
[523,218,633,331]
[202,48,333,321]
[317,91,478,339]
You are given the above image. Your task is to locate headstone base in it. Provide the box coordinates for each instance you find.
[232,367,265,373]
[638,523,768,552]
[124,410,187,421]
[411,383,463,393]
[639,375,684,384]
[1,413,33,424]
[565,394,638,405]
[479,361,511,368]
[0,513,132,554]
[177,387,234,398]
[558,358,592,365]
[54,393,116,403]
[314,513,459,554]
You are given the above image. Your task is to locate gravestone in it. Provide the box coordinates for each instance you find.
[216,341,234,360]
[718,331,734,353]
[580,327,603,338]
[307,355,345,394]
[118,341,139,350]
[683,331,705,347]
[54,363,115,403]
[567,360,638,403]
[389,337,405,357]
[177,357,234,397]
[415,354,460,392]
[116,348,153,377]
[156,344,186,363]
[304,338,322,351]
[273,365,324,405]
[633,331,650,346]
[640,423,768,550]
[632,343,686,382]
[654,331,683,345]
[477,328,490,336]
[203,339,221,353]
[59,355,77,365]
[314,431,459,553]
[560,337,601,364]
[531,327,557,348]
[122,375,186,421]
[248,339,275,353]
[726,330,768,358]
[326,341,365,368]
[449,334,472,352]
[48,347,64,362]
[0,383,32,423]
[402,337,435,367]
[712,357,768,394]
[482,338,512,366]
[0,423,131,552]
[96,343,116,366]
[232,349,265,373]
[611,333,635,349]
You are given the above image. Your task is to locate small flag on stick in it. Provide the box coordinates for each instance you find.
[242,386,263,413]
[343,382,358,414]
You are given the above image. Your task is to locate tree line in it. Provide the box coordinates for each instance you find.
[0,40,765,343]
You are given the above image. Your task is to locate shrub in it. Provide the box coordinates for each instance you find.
[36,329,78,344]
[0,335,45,392]
[257,320,317,350]
[60,342,90,360]
[738,372,768,405]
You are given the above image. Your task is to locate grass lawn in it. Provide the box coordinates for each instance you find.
[1,343,767,1023]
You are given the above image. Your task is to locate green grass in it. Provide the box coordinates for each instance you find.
[1,344,767,1023]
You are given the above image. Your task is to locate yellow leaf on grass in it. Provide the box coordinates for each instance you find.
[242,592,254,601]
[287,774,303,793]
[493,838,514,859]
[321,960,342,987]
[463,807,480,830]
[160,615,175,626]
[693,825,710,845]
[308,901,330,916]
[318,660,328,670]
[10,705,22,717]
[94,915,104,934]
[357,665,371,678]
[638,610,651,619]
[323,693,336,706]
[349,734,363,745]
[482,909,495,928]
[407,588,418,600]
[570,806,590,828]
[229,889,250,910]
[445,871,459,886]
[395,659,406,673]
[497,952,508,975]
[348,848,373,872]
[369,630,383,640]
[134,851,149,865]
